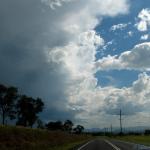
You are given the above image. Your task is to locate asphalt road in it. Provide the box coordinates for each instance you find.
[77,139,150,150]
[78,139,115,150]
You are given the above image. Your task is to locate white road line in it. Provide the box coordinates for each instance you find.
[78,140,94,150]
[105,140,121,150]
[113,139,133,145]
[112,139,150,150]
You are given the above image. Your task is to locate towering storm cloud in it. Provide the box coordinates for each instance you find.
[1,0,150,128]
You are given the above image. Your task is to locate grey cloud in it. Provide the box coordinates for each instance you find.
[0,0,74,121]
[0,0,130,126]
[104,95,143,116]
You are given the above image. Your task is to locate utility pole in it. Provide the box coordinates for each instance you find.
[110,124,112,135]
[104,127,106,136]
[119,109,123,134]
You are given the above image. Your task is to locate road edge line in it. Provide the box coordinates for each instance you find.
[112,139,150,149]
[105,140,121,150]
[77,140,94,150]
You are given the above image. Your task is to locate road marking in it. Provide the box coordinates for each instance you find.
[105,140,121,150]
[112,139,150,150]
[78,140,94,150]
[112,139,136,145]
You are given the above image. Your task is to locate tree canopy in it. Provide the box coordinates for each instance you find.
[63,120,73,132]
[0,84,18,124]
[16,95,44,127]
[73,125,84,134]
[46,121,63,130]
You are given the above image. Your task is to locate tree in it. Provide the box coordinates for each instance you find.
[16,95,44,127]
[46,121,63,130]
[37,119,45,129]
[73,125,84,134]
[63,120,73,132]
[0,84,18,125]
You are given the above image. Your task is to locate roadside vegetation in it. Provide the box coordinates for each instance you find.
[0,125,91,150]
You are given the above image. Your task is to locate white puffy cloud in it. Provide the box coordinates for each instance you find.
[95,42,150,71]
[41,0,74,9]
[136,8,150,31]
[141,34,149,40]
[104,72,150,116]
[127,31,133,37]
[42,0,129,16]
[101,40,114,50]
[110,23,129,31]
[48,30,104,79]
[69,72,150,127]
[87,0,129,17]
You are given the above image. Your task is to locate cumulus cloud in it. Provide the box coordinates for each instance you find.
[70,72,150,127]
[0,0,131,126]
[136,8,150,31]
[95,42,150,71]
[141,34,149,40]
[41,0,74,9]
[103,72,150,115]
[48,30,104,79]
[101,40,114,50]
[110,23,129,31]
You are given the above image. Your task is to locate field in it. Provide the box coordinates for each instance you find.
[112,135,150,146]
[0,125,91,150]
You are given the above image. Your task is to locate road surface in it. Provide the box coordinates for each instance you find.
[77,139,150,150]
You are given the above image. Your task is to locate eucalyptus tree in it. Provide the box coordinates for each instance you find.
[0,84,18,125]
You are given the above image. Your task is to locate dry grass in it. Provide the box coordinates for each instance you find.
[0,125,91,150]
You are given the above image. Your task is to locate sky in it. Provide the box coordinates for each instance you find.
[1,0,150,128]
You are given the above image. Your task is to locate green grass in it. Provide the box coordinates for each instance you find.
[0,125,91,150]
[112,135,150,146]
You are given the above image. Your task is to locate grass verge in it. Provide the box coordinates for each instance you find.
[0,125,91,150]
[112,135,150,146]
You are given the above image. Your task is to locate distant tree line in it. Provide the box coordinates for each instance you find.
[45,120,84,134]
[0,84,84,134]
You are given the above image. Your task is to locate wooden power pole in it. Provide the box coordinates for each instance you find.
[119,109,123,134]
